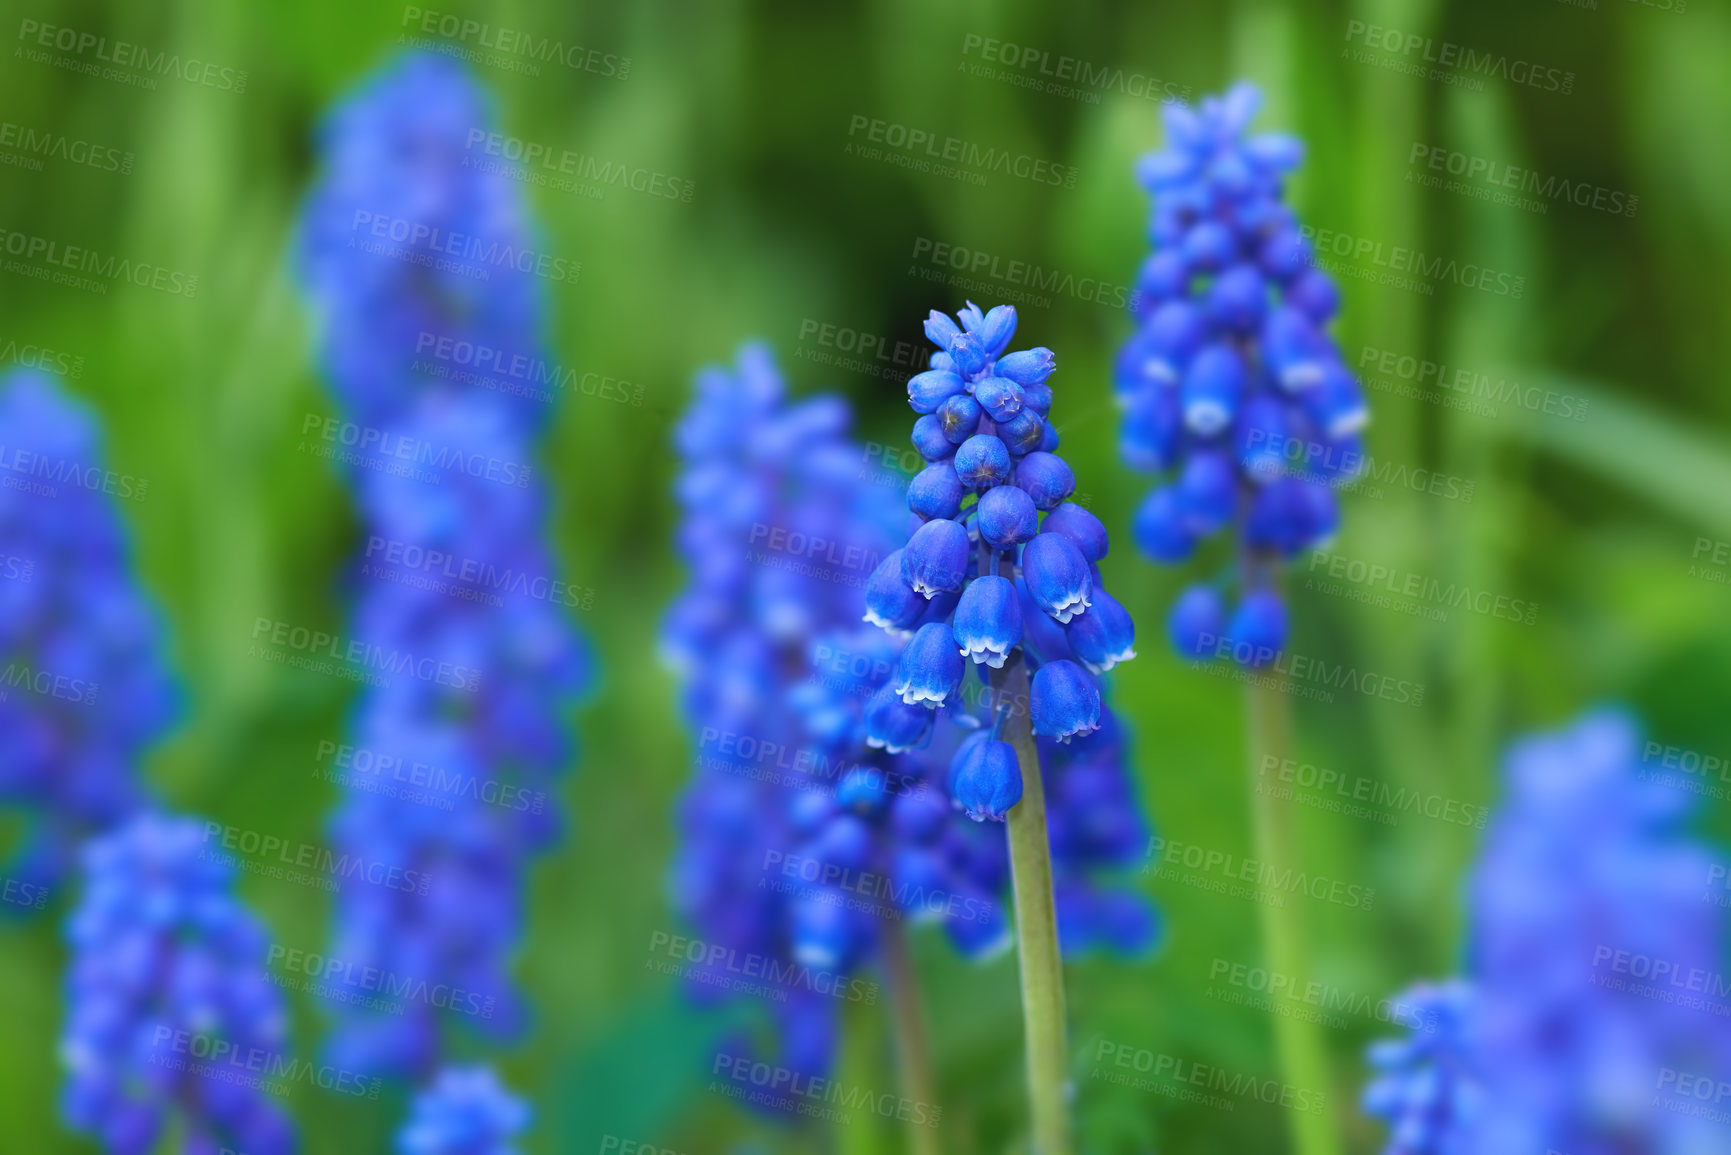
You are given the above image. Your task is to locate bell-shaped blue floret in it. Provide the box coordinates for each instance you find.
[836,767,888,815]
[1167,584,1226,659]
[1308,365,1368,438]
[1136,249,1190,306]
[863,550,925,631]
[954,434,1011,488]
[1207,264,1266,332]
[907,463,964,520]
[1040,502,1108,563]
[1133,486,1196,563]
[901,518,970,597]
[907,369,965,414]
[790,888,852,968]
[1236,394,1289,482]
[1262,306,1326,393]
[1030,659,1102,744]
[1178,450,1237,536]
[1121,386,1182,474]
[952,739,1023,822]
[1182,220,1235,270]
[1225,589,1286,667]
[1014,451,1075,510]
[895,621,964,707]
[1067,588,1136,674]
[1181,343,1245,436]
[1286,268,1340,322]
[1021,532,1093,624]
[952,575,1023,669]
[865,683,934,752]
[977,484,1039,549]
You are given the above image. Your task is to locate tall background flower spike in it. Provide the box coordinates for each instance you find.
[663,344,998,1137]
[60,813,298,1155]
[295,50,589,1105]
[1116,83,1357,1155]
[1363,710,1731,1153]
[1117,81,1365,667]
[396,1065,529,1155]
[865,301,1153,1155]
[0,370,178,901]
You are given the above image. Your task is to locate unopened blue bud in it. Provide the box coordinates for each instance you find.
[907,369,965,414]
[1133,486,1196,563]
[908,463,964,520]
[954,434,1011,488]
[1168,584,1226,658]
[995,347,1056,387]
[1225,590,1286,667]
[1041,502,1109,563]
[977,484,1039,549]
[1015,451,1075,510]
[938,393,983,443]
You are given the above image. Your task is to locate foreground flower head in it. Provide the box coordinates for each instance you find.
[1363,709,1731,1154]
[868,300,1137,775]
[398,1066,529,1155]
[60,813,295,1155]
[0,370,177,897]
[1117,83,1365,667]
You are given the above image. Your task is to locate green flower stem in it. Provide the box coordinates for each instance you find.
[881,918,942,1155]
[991,657,1072,1155]
[1247,665,1341,1155]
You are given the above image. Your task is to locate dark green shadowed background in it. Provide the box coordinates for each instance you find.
[2,0,1728,1151]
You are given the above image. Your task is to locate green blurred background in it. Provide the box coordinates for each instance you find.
[3,0,1730,1151]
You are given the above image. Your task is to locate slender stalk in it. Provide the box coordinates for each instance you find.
[1246,664,1341,1155]
[991,658,1072,1155]
[882,918,942,1155]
